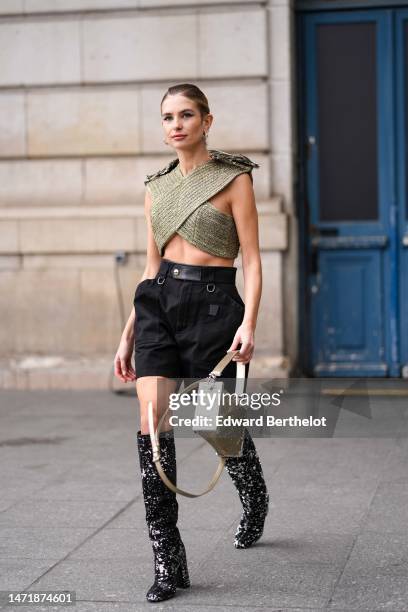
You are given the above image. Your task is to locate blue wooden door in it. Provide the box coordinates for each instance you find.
[396,9,408,378]
[300,9,402,377]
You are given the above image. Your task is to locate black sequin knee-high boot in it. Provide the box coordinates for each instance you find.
[224,428,269,549]
[137,430,190,603]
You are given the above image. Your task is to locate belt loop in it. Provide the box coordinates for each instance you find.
[207,268,215,283]
[157,260,170,285]
[206,267,215,293]
[163,261,170,281]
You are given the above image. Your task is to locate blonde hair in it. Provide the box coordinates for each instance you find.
[160,83,210,118]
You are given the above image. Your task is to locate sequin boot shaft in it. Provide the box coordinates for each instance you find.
[137,430,190,602]
[225,428,269,548]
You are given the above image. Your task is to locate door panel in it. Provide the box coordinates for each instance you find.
[396,9,408,377]
[314,249,385,375]
[302,9,398,376]
[316,21,379,223]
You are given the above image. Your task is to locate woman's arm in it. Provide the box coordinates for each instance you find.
[120,188,162,342]
[227,172,262,363]
[114,189,162,382]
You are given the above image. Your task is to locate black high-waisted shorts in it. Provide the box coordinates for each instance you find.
[133,258,250,383]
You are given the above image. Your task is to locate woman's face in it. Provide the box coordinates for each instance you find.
[161,94,211,149]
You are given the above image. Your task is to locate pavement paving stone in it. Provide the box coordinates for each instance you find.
[327,574,408,610]
[361,482,408,533]
[0,527,96,559]
[340,530,408,576]
[0,558,59,592]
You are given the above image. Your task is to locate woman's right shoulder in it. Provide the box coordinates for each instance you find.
[144,157,179,186]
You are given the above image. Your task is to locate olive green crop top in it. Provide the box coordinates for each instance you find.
[144,149,259,259]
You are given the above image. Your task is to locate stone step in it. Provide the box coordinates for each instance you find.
[0,352,290,390]
[0,199,287,254]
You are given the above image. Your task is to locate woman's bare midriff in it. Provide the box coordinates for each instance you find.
[161,182,236,267]
[163,234,235,267]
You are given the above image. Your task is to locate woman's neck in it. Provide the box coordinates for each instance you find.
[177,146,212,178]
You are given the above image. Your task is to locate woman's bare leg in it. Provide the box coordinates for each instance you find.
[136,375,179,435]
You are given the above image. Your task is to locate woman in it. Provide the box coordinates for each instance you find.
[114,83,269,603]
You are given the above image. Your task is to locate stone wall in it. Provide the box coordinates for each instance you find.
[0,0,296,387]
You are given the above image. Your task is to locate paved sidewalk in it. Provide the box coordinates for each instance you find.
[0,389,408,611]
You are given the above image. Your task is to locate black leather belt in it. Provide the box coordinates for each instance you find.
[158,259,237,284]
[170,266,202,281]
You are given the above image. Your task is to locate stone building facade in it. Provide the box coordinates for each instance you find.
[0,0,296,388]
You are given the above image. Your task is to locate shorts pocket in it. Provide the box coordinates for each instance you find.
[133,279,160,344]
[214,284,245,311]
[134,278,155,302]
[200,283,245,325]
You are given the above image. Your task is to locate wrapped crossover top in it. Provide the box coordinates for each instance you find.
[144,149,259,259]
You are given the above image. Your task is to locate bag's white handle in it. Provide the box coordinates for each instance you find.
[183,350,246,395]
[148,400,225,498]
[148,350,245,498]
